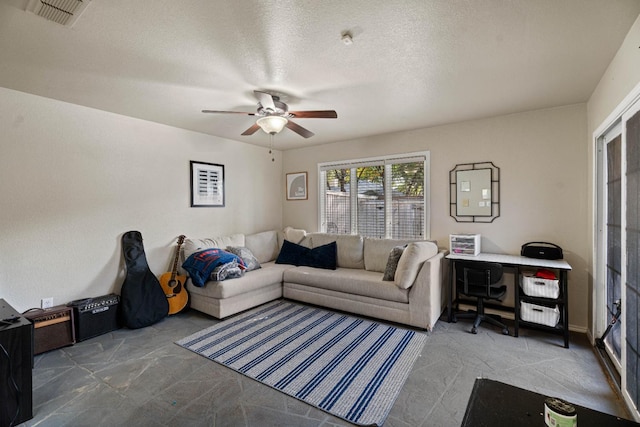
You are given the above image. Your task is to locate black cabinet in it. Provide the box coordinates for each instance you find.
[0,299,33,426]
[462,378,639,426]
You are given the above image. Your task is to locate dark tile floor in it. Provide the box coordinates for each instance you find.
[18,300,631,426]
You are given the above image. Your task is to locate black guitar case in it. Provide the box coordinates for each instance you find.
[120,231,168,329]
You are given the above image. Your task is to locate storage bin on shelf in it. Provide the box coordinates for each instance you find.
[449,234,481,256]
[520,271,560,299]
[520,301,560,328]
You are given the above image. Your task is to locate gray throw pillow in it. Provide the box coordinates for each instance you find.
[383,245,406,281]
[226,246,261,272]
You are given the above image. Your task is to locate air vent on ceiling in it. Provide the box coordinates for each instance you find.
[26,0,91,26]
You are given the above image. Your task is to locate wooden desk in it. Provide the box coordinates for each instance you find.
[446,252,572,347]
[462,378,638,426]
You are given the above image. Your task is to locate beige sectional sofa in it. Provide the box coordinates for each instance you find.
[182,229,447,330]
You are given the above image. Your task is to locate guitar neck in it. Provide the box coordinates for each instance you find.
[169,254,179,281]
[169,235,186,280]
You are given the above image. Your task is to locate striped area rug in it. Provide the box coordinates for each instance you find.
[176,300,426,426]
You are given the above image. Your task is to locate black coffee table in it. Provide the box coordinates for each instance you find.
[461,378,638,426]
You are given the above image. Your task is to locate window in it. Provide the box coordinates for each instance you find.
[318,152,429,239]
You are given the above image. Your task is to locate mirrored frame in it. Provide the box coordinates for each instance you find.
[449,161,500,223]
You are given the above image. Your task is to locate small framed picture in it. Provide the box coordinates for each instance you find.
[286,172,308,201]
[190,161,225,207]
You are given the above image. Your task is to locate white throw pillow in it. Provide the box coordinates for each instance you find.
[394,241,439,289]
[283,226,307,244]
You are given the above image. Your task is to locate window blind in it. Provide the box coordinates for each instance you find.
[319,152,429,239]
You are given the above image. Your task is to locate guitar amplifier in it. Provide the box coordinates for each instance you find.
[68,294,121,342]
[23,305,75,355]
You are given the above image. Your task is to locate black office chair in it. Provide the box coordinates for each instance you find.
[454,261,509,335]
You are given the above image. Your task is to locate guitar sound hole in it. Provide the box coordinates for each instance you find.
[169,280,182,293]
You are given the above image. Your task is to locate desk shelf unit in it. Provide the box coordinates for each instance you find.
[514,267,569,348]
[446,253,571,348]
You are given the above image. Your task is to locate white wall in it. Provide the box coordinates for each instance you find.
[588,15,640,133]
[0,88,282,313]
[283,104,590,330]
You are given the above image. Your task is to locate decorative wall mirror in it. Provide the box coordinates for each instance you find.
[449,161,500,223]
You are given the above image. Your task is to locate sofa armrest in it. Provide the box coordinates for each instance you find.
[407,249,446,330]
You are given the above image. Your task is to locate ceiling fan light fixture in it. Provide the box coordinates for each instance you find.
[202,90,335,138]
[256,116,288,135]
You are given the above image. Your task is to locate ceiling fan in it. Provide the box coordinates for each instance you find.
[202,90,337,138]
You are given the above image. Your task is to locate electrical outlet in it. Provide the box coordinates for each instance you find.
[41,297,54,309]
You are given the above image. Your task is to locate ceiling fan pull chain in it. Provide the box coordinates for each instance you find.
[269,133,274,162]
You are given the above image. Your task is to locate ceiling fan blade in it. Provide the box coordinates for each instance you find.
[288,110,338,119]
[254,90,277,111]
[202,110,255,115]
[241,123,261,136]
[286,120,315,138]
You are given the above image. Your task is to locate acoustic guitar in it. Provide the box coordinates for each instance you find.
[159,235,188,315]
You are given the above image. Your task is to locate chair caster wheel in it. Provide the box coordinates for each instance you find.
[502,328,510,335]
[471,327,478,334]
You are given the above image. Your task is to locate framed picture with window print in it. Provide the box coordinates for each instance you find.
[190,161,225,207]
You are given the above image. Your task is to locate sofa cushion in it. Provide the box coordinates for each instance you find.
[226,246,261,272]
[187,262,292,299]
[245,230,280,264]
[183,234,245,260]
[394,241,439,289]
[276,240,337,270]
[283,267,409,303]
[309,233,364,269]
[363,237,415,273]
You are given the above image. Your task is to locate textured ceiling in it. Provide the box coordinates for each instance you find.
[1,0,639,150]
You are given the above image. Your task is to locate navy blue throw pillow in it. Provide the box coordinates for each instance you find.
[182,248,245,287]
[276,240,337,270]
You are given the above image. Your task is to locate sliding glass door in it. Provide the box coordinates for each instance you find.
[625,105,640,407]
[596,97,640,417]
